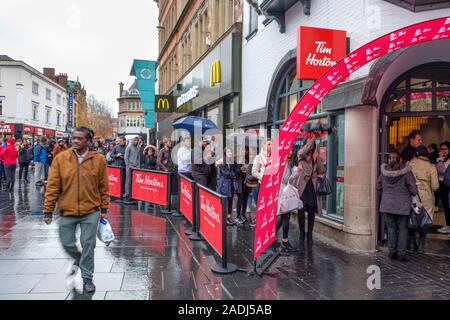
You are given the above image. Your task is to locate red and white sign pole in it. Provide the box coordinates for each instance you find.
[254,17,450,262]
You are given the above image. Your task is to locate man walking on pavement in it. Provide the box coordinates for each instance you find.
[123,136,142,202]
[33,136,48,186]
[43,127,109,293]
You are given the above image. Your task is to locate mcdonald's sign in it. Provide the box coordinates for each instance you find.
[155,95,175,113]
[210,59,221,87]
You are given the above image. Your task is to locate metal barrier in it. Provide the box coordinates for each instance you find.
[178,173,196,235]
[196,183,238,275]
[130,169,175,214]
[107,166,125,202]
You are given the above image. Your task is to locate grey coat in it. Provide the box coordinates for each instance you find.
[376,164,418,216]
[125,144,141,169]
[290,139,326,200]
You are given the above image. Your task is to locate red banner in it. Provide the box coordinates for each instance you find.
[297,26,347,80]
[107,167,122,198]
[23,125,34,134]
[131,170,168,206]
[34,128,44,136]
[199,187,223,257]
[255,17,450,261]
[179,175,194,223]
[0,124,14,134]
[45,129,55,136]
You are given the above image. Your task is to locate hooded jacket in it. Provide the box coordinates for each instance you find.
[44,149,109,217]
[376,164,418,216]
[0,139,18,165]
[125,143,141,169]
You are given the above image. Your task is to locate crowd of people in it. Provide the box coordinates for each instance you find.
[377,132,450,261]
[0,136,113,191]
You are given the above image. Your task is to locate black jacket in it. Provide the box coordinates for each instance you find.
[143,155,157,171]
[110,144,126,167]
[18,146,32,164]
[400,144,416,163]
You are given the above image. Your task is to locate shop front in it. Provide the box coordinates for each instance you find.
[157,31,242,144]
[240,22,450,252]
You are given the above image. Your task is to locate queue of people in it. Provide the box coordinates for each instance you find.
[378,131,450,261]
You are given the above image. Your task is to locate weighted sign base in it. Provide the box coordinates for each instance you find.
[171,212,184,218]
[123,199,137,205]
[188,232,205,241]
[184,226,194,236]
[211,262,238,275]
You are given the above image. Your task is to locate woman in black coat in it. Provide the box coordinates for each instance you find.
[234,147,251,225]
[376,152,418,262]
[217,148,240,226]
[143,145,158,170]
[18,142,32,183]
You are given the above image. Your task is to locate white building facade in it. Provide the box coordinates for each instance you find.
[239,0,450,251]
[0,56,68,141]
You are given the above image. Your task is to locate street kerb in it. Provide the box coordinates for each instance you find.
[196,183,238,275]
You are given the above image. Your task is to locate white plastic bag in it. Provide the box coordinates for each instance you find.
[279,183,303,215]
[97,218,115,246]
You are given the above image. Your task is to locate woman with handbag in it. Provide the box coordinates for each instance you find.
[290,133,326,247]
[407,146,439,253]
[276,151,299,253]
[217,148,240,226]
[376,152,417,261]
[250,138,272,227]
[235,147,252,225]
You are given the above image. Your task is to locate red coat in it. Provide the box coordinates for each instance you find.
[0,144,18,165]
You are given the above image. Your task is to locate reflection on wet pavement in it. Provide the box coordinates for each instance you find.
[1,179,450,300]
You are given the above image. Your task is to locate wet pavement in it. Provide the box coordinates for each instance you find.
[1,177,450,300]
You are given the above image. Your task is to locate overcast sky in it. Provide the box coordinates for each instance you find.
[0,0,158,115]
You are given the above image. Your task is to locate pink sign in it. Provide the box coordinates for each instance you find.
[254,16,450,261]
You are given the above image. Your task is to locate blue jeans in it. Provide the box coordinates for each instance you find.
[0,163,5,181]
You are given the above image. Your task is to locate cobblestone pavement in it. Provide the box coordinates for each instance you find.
[1,179,450,300]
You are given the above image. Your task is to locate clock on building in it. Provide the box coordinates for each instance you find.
[140,68,152,80]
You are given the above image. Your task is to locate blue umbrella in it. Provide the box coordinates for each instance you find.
[172,116,220,135]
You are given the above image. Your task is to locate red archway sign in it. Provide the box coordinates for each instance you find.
[254,17,450,260]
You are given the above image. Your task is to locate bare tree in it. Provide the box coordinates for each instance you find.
[87,94,113,138]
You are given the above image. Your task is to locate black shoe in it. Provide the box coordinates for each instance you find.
[398,254,411,262]
[242,217,249,224]
[234,217,244,225]
[388,251,398,260]
[281,241,298,253]
[83,278,96,293]
[417,239,426,254]
[407,237,418,252]
[226,218,236,226]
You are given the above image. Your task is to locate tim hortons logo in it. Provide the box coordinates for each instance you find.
[305,41,338,67]
[201,196,220,223]
[181,183,192,201]
[135,173,164,188]
[109,174,119,183]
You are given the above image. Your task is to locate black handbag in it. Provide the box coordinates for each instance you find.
[244,164,258,188]
[317,176,332,196]
[409,196,433,229]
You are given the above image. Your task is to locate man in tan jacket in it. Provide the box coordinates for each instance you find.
[44,127,109,293]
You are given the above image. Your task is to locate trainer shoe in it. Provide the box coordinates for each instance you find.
[83,278,96,293]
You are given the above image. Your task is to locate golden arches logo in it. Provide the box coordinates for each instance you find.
[157,98,170,110]
[210,59,221,87]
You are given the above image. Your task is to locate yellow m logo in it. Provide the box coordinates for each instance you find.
[210,59,221,87]
[157,98,170,110]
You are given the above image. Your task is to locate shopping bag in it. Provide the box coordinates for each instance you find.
[317,176,332,196]
[97,218,115,246]
[409,197,433,230]
[279,183,303,214]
